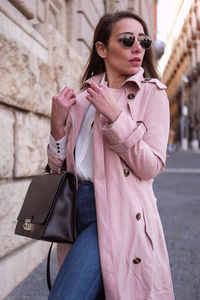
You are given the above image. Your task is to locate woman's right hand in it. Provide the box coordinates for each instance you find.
[50,87,76,140]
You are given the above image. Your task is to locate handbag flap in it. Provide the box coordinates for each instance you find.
[17,172,73,224]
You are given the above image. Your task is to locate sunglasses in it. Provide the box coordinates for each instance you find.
[118,33,152,49]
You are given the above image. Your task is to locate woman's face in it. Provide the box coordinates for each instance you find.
[99,18,146,85]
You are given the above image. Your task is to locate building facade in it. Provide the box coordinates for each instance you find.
[160,0,200,150]
[0,0,157,297]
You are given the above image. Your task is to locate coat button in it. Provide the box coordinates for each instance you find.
[136,213,141,220]
[123,169,130,177]
[133,257,141,264]
[127,93,135,100]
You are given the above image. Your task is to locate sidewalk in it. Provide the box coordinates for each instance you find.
[4,150,200,300]
[154,150,200,300]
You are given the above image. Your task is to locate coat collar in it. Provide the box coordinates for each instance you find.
[82,73,104,87]
[83,67,145,89]
[123,67,144,89]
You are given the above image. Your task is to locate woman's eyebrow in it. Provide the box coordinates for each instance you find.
[116,32,145,37]
[116,32,133,36]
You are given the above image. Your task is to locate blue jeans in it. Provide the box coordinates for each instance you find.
[48,180,105,300]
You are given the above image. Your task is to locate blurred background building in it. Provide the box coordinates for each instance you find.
[158,0,200,152]
[0,0,158,298]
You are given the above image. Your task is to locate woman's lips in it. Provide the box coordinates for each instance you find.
[129,58,141,66]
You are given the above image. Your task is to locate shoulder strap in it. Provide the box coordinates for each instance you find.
[46,242,54,291]
[142,78,166,90]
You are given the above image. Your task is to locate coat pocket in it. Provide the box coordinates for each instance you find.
[143,208,157,250]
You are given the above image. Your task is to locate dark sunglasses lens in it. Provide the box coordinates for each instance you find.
[139,36,152,49]
[122,35,135,48]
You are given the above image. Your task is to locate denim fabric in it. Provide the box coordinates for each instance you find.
[48,180,105,300]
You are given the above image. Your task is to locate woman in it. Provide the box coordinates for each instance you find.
[47,11,174,300]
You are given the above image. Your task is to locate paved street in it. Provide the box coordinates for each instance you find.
[4,150,200,300]
[155,150,200,300]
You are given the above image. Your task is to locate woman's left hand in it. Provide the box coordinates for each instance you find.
[86,83,121,123]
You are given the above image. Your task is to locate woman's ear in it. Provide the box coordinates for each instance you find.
[95,42,107,59]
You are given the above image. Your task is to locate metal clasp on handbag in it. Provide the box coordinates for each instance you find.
[23,218,32,231]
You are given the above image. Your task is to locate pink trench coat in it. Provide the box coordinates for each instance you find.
[48,68,175,300]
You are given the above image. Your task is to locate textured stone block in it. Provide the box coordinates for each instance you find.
[0,180,30,258]
[29,22,84,92]
[78,11,93,47]
[53,42,84,92]
[0,3,48,60]
[0,35,38,109]
[0,105,14,178]
[78,0,104,29]
[8,0,36,19]
[48,25,84,91]
[14,112,50,177]
[0,34,54,116]
[38,62,57,116]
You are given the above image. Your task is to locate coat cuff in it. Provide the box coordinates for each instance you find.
[102,111,147,152]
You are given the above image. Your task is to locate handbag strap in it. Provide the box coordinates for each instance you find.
[46,242,54,291]
[45,159,67,291]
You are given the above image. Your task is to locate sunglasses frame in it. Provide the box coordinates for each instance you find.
[118,33,152,50]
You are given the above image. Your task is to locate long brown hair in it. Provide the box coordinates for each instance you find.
[81,11,159,83]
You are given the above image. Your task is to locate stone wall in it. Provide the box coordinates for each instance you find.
[0,0,156,297]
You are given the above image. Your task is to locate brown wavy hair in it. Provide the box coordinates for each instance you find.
[81,11,158,83]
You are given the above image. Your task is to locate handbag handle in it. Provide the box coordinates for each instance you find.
[45,159,67,174]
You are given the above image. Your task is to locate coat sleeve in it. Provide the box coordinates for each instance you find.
[102,87,170,181]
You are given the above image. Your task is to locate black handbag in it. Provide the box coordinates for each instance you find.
[14,163,77,290]
[15,167,77,243]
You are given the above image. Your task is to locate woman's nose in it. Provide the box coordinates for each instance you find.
[131,39,142,52]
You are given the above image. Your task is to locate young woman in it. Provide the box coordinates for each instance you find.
[47,11,174,300]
